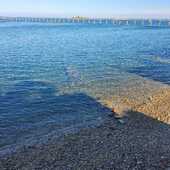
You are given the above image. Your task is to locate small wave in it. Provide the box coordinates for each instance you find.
[152,56,170,64]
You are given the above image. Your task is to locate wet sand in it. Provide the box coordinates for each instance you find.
[0,86,170,170]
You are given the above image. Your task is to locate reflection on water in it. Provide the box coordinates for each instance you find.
[0,22,170,150]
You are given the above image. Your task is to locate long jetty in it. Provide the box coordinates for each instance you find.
[0,16,170,27]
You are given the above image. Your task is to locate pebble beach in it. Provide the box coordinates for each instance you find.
[0,87,170,170]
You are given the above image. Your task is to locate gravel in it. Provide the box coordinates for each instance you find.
[0,110,170,170]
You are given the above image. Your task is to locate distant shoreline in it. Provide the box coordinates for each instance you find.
[0,17,170,27]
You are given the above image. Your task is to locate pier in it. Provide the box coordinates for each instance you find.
[0,16,170,27]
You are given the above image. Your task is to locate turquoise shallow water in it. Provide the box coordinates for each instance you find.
[0,22,170,151]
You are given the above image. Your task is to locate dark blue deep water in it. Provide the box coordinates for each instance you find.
[0,22,170,151]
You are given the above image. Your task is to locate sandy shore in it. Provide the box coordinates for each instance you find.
[106,88,170,124]
[0,87,170,170]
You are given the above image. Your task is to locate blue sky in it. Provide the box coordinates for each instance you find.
[0,0,170,18]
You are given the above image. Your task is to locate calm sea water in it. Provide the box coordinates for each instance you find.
[0,22,170,151]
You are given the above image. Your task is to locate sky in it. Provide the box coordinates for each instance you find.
[0,0,170,18]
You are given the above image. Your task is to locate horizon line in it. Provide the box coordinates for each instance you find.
[1,15,170,20]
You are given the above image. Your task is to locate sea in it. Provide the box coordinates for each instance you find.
[0,21,170,153]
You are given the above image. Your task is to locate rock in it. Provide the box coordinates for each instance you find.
[114,114,124,119]
[112,107,115,113]
[118,119,125,124]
